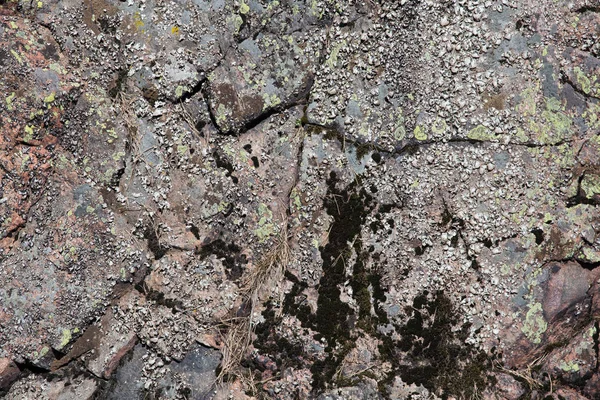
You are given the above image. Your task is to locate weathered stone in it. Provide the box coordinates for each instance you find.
[0,358,20,391]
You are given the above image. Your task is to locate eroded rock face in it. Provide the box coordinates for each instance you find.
[2,0,600,399]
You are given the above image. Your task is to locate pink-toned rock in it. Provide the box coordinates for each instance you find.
[584,372,600,398]
[542,262,592,321]
[504,262,595,369]
[542,322,597,386]
[50,306,138,379]
[197,332,223,350]
[484,373,525,400]
[0,358,20,390]
[45,378,98,400]
[554,387,590,400]
[85,309,138,379]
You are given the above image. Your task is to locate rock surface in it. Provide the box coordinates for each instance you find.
[1,0,600,399]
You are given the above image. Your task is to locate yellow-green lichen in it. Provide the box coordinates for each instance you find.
[522,302,547,344]
[467,125,494,141]
[413,125,427,141]
[239,0,250,14]
[216,103,228,125]
[325,40,347,69]
[255,203,276,241]
[309,0,323,18]
[582,247,600,263]
[291,188,302,211]
[6,92,16,111]
[393,108,406,140]
[431,118,447,135]
[526,97,572,145]
[517,84,539,116]
[262,93,281,110]
[24,125,34,142]
[230,14,244,33]
[133,12,144,30]
[44,92,56,104]
[559,360,580,373]
[515,128,529,143]
[112,151,126,161]
[58,328,72,349]
[10,49,22,65]
[177,145,188,155]
[33,346,50,361]
[583,103,600,130]
[581,174,600,199]
[574,67,592,95]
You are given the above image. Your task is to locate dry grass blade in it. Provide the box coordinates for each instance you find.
[241,223,290,306]
[493,353,550,392]
[215,225,290,384]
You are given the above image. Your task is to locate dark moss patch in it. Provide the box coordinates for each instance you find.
[388,291,493,399]
[278,172,378,390]
[109,167,125,189]
[531,228,544,245]
[109,69,128,98]
[197,239,247,280]
[189,224,200,240]
[253,300,306,371]
[310,172,376,389]
[566,173,600,208]
[143,224,168,260]
[212,150,238,184]
[142,86,159,106]
[349,241,373,327]
[134,281,183,313]
[355,142,372,160]
[283,271,314,326]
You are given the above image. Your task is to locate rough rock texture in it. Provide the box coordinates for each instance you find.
[1,0,600,399]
